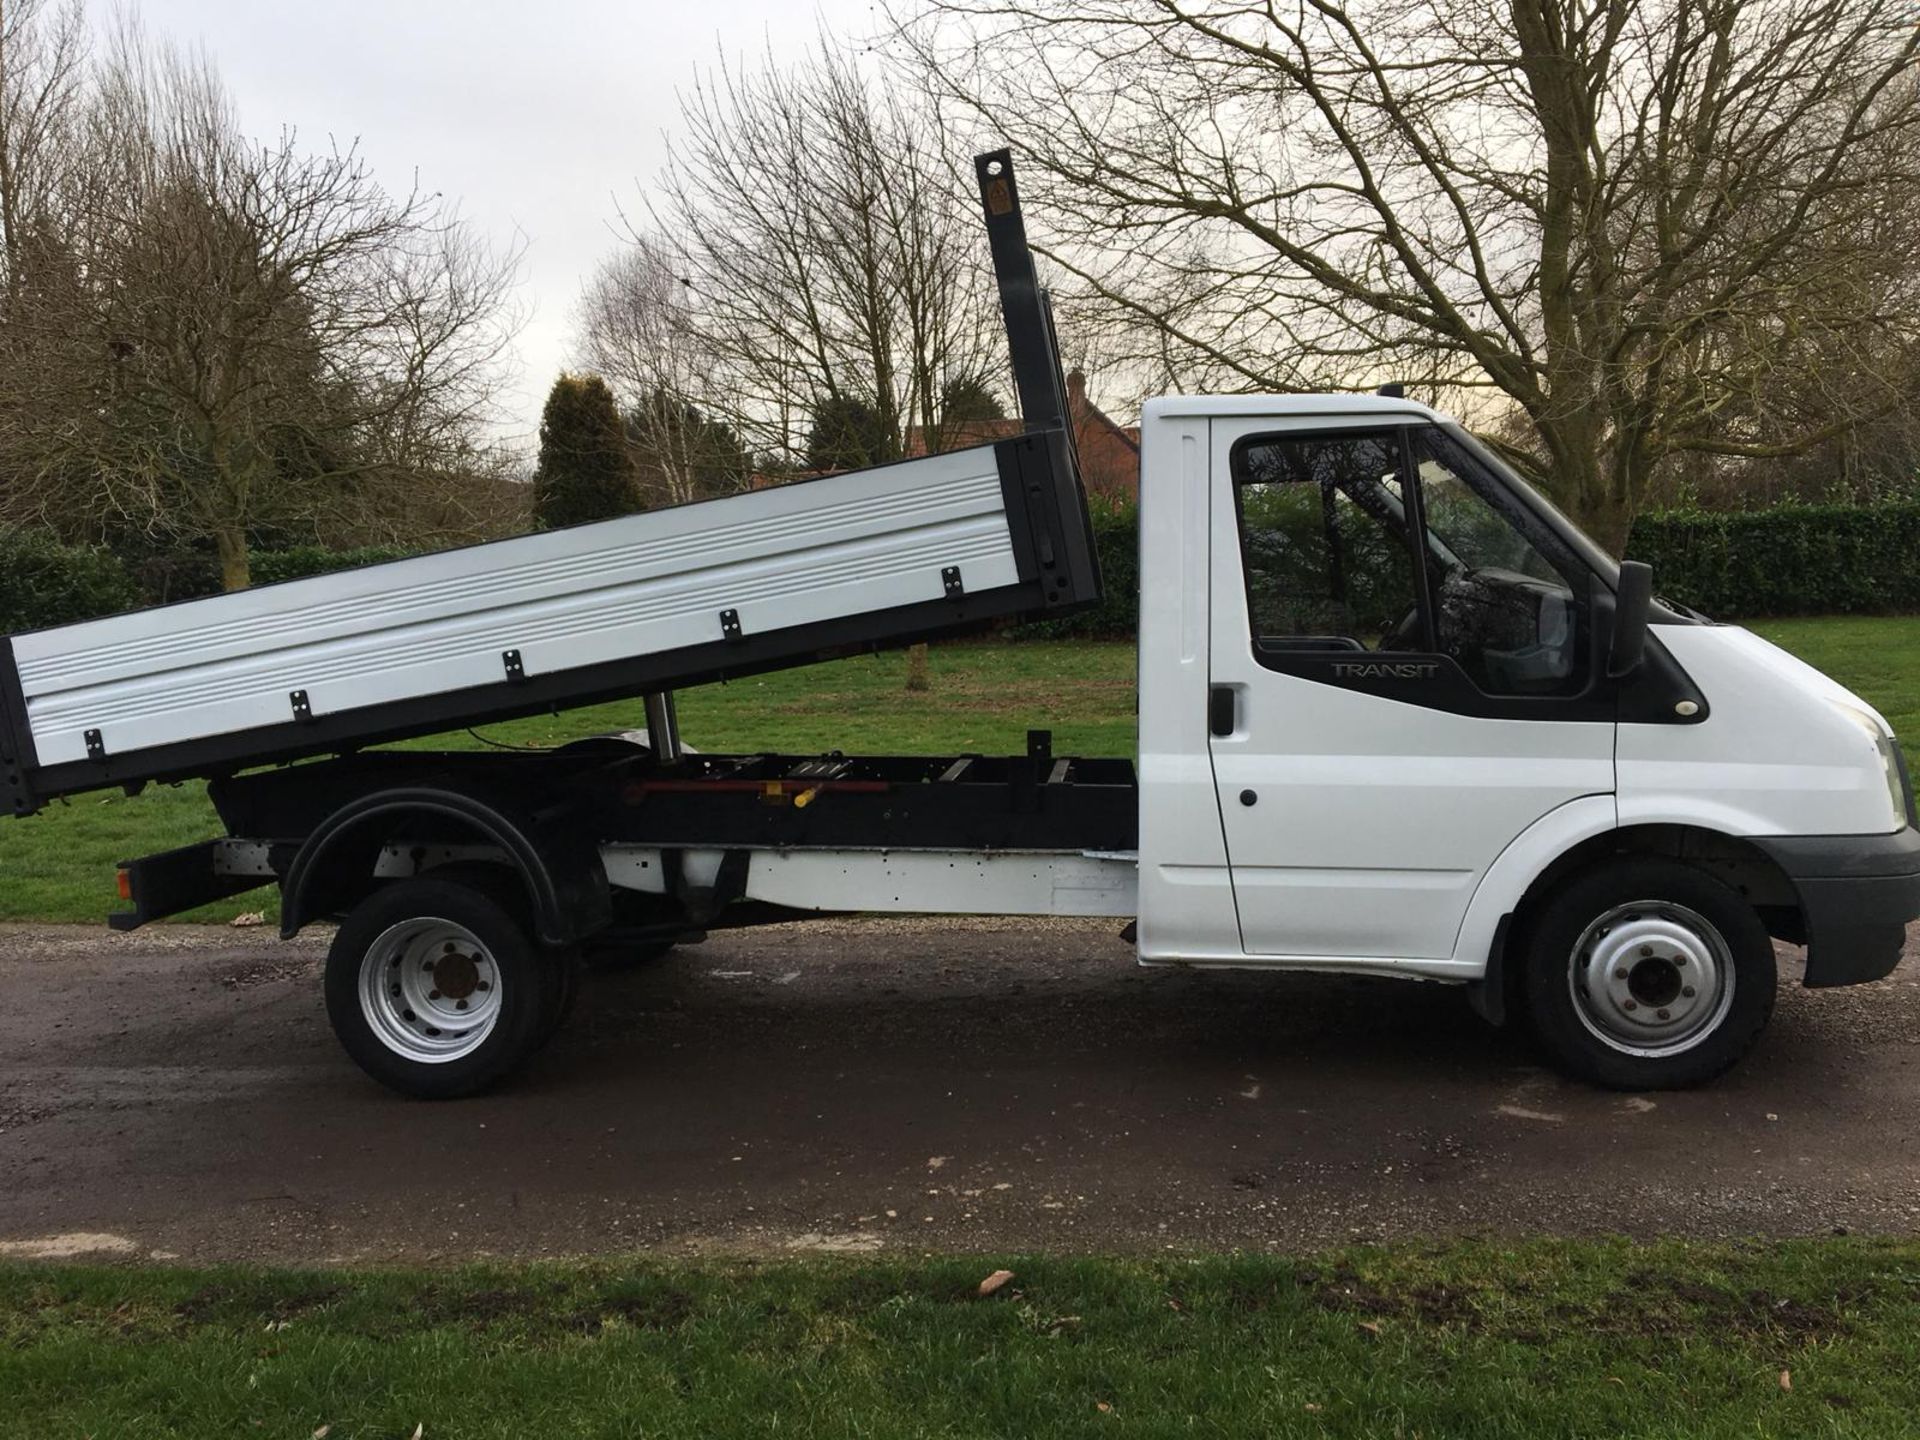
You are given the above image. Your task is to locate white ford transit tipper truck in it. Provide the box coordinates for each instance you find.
[2,153,1915,1098]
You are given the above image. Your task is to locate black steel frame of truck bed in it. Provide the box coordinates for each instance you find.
[108,738,1141,933]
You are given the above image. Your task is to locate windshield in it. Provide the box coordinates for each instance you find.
[1439,424,1621,586]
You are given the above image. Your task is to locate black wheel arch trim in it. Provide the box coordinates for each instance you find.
[279,784,611,947]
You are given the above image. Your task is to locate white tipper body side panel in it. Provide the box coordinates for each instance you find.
[11,448,1018,767]
[1617,624,1907,837]
[600,846,1139,918]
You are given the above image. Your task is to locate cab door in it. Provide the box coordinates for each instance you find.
[1205,416,1615,961]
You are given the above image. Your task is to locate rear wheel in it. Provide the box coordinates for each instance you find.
[325,876,551,1099]
[1519,857,1777,1089]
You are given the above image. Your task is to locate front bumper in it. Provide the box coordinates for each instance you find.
[1753,827,1920,987]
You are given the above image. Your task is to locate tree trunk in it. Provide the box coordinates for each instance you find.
[1578,492,1634,560]
[215,526,251,591]
[904,642,930,693]
[1533,427,1634,558]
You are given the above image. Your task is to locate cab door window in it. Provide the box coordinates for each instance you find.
[1231,424,1593,706]
[1233,431,1428,656]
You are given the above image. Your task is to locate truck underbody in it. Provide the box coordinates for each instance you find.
[115,737,1142,941]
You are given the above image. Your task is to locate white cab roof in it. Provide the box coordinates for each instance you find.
[1143,393,1451,424]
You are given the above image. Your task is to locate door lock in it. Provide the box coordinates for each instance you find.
[1239,789,1258,807]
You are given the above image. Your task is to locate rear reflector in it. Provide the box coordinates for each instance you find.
[116,868,131,901]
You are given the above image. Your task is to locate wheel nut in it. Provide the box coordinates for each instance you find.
[1615,968,1630,981]
[444,942,457,954]
[1639,945,1653,957]
[1673,956,1687,966]
[1623,1000,1638,1011]
[1657,1009,1671,1020]
[477,980,490,992]
[428,990,441,1000]
[1682,986,1696,998]
[456,1000,468,1011]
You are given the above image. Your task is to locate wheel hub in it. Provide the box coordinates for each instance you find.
[1570,901,1733,1057]
[432,950,481,1001]
[357,918,503,1064]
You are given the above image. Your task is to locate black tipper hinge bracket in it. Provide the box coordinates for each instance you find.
[290,690,313,723]
[85,728,106,762]
[719,608,743,642]
[503,649,526,683]
[942,566,965,600]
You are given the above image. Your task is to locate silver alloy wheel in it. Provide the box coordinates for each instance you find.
[1568,900,1735,1057]
[356,917,503,1064]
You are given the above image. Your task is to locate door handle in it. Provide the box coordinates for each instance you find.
[1209,685,1236,737]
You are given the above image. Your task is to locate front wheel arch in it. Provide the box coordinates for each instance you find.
[1478,823,1801,1025]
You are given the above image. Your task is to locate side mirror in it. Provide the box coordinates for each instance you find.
[1608,560,1653,678]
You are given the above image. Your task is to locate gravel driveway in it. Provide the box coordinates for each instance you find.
[1,917,1916,1264]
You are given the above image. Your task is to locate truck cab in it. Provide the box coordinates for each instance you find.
[1138,392,1920,1086]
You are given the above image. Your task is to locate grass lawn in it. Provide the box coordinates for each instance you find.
[5,1239,1920,1437]
[0,618,1913,926]
[1749,615,1920,739]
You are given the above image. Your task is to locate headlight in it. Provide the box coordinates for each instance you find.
[1893,737,1918,828]
[1834,704,1908,825]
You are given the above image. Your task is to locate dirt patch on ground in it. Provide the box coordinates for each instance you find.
[1302,1262,1857,1346]
[1,920,1917,1264]
[219,956,314,990]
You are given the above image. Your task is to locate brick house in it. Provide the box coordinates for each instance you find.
[904,370,1140,501]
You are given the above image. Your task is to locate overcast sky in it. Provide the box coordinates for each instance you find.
[134,0,882,455]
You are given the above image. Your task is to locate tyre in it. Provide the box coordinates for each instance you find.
[324,876,551,1099]
[1518,857,1777,1090]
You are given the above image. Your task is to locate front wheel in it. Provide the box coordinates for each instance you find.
[1519,857,1777,1089]
[324,877,553,1099]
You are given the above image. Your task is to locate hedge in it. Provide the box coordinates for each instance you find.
[1625,503,1920,617]
[1015,496,1920,636]
[6,498,1914,641]
[0,536,425,635]
[249,544,418,585]
[0,533,144,635]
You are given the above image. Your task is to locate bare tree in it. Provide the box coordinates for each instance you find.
[899,0,1920,549]
[575,237,748,504]
[0,0,85,306]
[621,38,1002,469]
[0,19,521,588]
